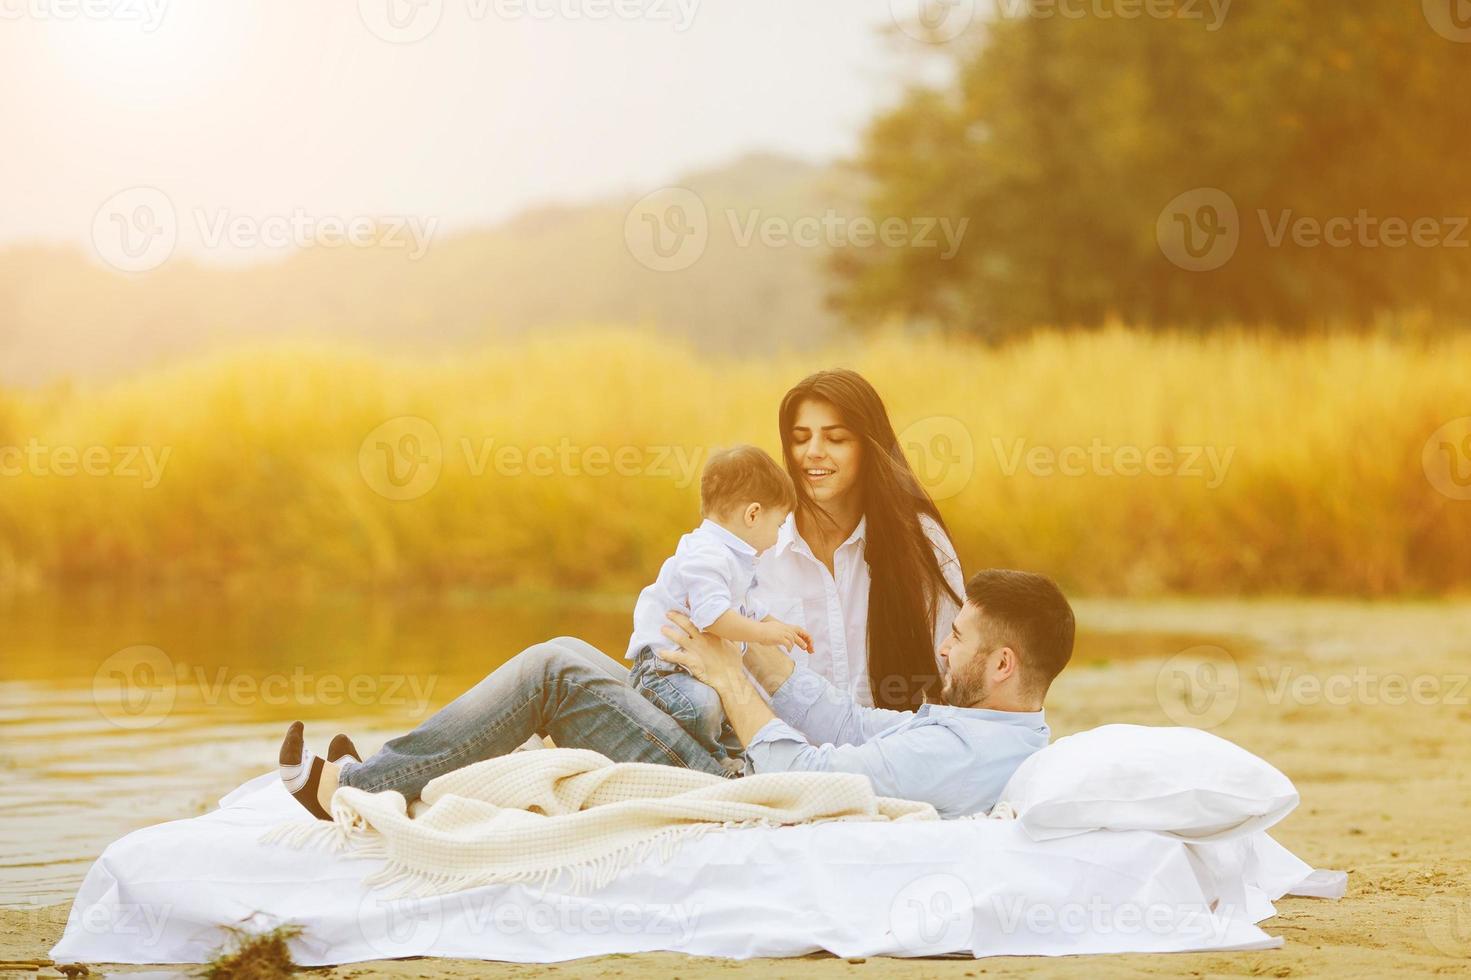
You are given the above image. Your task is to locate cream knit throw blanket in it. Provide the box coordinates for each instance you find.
[267,748,938,896]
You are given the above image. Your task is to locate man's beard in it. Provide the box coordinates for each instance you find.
[940,660,989,708]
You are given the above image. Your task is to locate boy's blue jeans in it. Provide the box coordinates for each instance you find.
[627,645,743,765]
[338,636,729,801]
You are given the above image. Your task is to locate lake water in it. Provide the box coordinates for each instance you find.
[0,590,1239,907]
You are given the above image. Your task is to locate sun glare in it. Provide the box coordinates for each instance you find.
[43,2,246,105]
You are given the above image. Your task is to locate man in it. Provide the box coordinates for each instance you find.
[279,569,1074,820]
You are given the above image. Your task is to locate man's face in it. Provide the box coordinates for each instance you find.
[938,602,996,707]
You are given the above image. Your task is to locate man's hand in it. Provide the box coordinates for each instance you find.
[659,609,745,690]
[661,609,780,748]
[755,618,813,653]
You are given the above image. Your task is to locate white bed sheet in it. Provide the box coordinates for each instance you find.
[50,773,1341,965]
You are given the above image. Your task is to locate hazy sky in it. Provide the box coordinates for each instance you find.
[0,0,957,261]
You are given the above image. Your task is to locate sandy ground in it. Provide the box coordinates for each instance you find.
[4,600,1470,978]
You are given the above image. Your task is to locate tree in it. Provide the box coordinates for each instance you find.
[835,0,1471,335]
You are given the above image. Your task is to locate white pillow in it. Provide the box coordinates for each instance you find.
[997,724,1299,842]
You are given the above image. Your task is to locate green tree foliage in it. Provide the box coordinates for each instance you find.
[836,0,1471,335]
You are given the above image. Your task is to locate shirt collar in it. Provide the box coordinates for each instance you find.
[771,512,801,556]
[775,512,867,558]
[698,518,758,558]
[918,703,1048,729]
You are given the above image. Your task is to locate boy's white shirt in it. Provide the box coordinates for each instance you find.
[625,519,770,662]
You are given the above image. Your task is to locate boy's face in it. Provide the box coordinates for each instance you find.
[747,504,789,553]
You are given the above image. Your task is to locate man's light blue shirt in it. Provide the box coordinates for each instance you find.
[745,664,1050,818]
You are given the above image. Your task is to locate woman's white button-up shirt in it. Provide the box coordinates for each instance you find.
[752,512,964,707]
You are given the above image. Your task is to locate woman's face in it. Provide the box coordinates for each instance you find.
[789,398,863,507]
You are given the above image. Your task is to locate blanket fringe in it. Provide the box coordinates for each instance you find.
[357,819,766,898]
[266,815,788,898]
[259,750,939,898]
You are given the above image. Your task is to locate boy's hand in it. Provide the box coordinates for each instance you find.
[755,619,813,653]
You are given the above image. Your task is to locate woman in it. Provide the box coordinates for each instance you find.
[757,369,964,709]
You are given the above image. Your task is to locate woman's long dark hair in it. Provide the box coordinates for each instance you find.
[779,369,961,709]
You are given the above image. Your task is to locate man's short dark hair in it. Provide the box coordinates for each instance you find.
[965,569,1075,699]
[700,445,798,518]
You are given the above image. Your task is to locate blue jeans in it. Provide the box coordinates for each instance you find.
[627,646,741,763]
[338,636,729,801]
